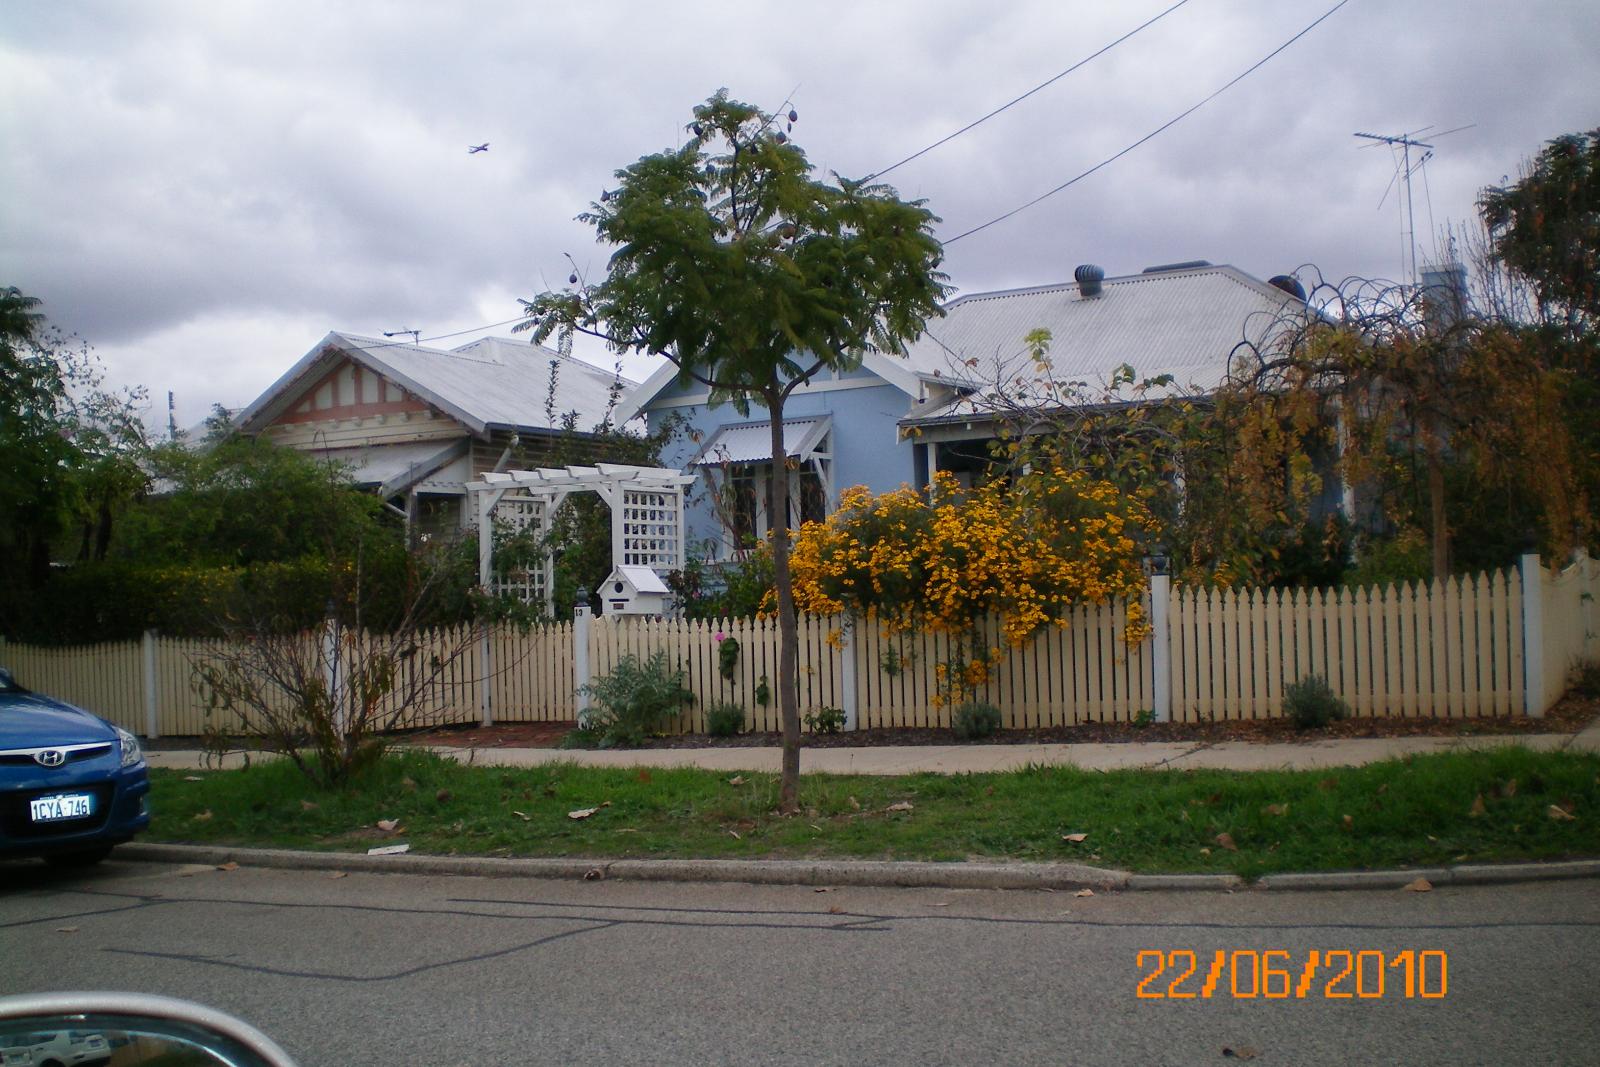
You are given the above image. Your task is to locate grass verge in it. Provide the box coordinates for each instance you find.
[145,747,1600,879]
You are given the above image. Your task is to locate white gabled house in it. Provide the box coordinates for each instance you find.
[233,333,634,536]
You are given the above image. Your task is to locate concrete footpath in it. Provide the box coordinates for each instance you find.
[143,716,1600,774]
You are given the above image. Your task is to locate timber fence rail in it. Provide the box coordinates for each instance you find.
[1,552,1595,737]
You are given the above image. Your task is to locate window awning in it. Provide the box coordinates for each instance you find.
[690,417,830,467]
[309,440,469,496]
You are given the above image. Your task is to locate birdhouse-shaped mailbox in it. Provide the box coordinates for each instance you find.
[602,565,671,617]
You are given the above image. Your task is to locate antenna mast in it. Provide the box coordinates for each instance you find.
[1354,129,1434,284]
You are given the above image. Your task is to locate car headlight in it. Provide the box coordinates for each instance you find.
[115,725,144,768]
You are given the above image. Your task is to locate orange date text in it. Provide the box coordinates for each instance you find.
[1135,949,1448,1000]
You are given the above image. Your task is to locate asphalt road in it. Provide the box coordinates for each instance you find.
[2,859,1597,1066]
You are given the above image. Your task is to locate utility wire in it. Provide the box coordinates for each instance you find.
[865,0,1194,183]
[944,0,1353,245]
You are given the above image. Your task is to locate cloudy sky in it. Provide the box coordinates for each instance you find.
[3,0,1596,431]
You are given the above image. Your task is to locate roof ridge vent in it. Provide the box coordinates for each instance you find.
[1073,263,1105,297]
[1141,260,1212,274]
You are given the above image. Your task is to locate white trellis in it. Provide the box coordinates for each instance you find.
[466,463,696,615]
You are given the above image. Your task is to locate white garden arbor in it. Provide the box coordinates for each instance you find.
[467,463,697,615]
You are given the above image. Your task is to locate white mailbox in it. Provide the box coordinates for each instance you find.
[602,565,671,617]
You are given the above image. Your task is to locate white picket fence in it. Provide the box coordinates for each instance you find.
[2,553,1595,736]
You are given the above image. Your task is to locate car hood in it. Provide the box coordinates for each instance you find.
[0,691,117,749]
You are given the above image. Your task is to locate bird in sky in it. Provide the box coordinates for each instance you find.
[467,143,489,154]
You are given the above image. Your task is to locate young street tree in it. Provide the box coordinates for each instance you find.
[519,91,948,810]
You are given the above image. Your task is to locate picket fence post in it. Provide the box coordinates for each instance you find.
[1149,572,1172,723]
[1520,552,1544,718]
[839,617,858,731]
[142,630,160,739]
[573,594,592,727]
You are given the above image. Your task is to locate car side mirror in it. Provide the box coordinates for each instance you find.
[0,992,298,1066]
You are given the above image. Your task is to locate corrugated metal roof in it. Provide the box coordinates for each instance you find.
[897,264,1305,422]
[690,418,830,466]
[237,333,636,438]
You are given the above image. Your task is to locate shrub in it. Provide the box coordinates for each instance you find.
[1284,675,1350,730]
[952,701,1002,740]
[717,635,740,680]
[706,702,745,737]
[802,707,846,735]
[578,652,695,748]
[1573,658,1600,699]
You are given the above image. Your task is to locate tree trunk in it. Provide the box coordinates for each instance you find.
[764,389,802,812]
[1426,436,1450,581]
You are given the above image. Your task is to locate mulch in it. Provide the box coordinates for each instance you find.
[404,694,1599,751]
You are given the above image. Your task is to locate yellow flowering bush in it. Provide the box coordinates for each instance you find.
[783,465,1154,700]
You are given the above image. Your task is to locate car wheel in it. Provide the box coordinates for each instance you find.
[43,845,114,868]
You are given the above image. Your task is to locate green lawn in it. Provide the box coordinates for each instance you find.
[145,747,1600,879]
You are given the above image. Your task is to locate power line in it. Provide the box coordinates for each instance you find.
[944,0,1353,246]
[865,0,1194,183]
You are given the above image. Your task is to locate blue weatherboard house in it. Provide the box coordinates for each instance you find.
[616,260,1311,559]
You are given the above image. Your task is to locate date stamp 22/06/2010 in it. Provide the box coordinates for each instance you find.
[1136,949,1448,1000]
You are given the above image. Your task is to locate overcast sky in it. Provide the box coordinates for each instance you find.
[3,0,1596,432]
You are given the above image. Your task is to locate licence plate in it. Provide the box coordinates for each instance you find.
[29,793,95,822]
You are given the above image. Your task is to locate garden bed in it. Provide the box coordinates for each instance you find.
[410,694,1597,751]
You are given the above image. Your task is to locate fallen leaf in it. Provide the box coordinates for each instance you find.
[1547,804,1577,822]
[583,867,604,881]
[376,818,401,833]
[930,902,951,907]
[1199,847,1212,856]
[192,810,213,822]
[568,807,600,820]
[885,801,914,813]
[1180,809,1191,822]
[183,775,203,782]
[1317,777,1339,791]
[828,904,844,914]
[1426,833,1438,842]
[300,800,318,811]
[1061,832,1089,843]
[401,777,417,792]
[814,887,832,893]
[1205,792,1223,806]
[809,823,823,831]
[1402,877,1433,892]
[1222,1047,1259,1060]
[1453,853,1469,861]
[637,769,652,784]
[1502,779,1518,798]
[1074,888,1095,898]
[435,789,452,803]
[727,775,747,786]
[367,844,409,856]
[511,810,532,821]
[329,871,348,879]
[1342,814,1353,829]
[56,926,79,933]
[1468,794,1486,817]
[728,830,741,839]
[1215,832,1238,852]
[1263,803,1289,817]
[847,796,861,810]
[216,862,239,871]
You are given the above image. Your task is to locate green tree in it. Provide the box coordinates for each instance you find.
[0,287,148,633]
[1479,128,1600,334]
[520,91,948,809]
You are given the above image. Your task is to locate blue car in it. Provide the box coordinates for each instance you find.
[0,667,149,867]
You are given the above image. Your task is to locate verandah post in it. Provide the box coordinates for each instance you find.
[1519,551,1544,717]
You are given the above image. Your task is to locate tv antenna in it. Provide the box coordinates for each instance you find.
[1354,124,1474,284]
